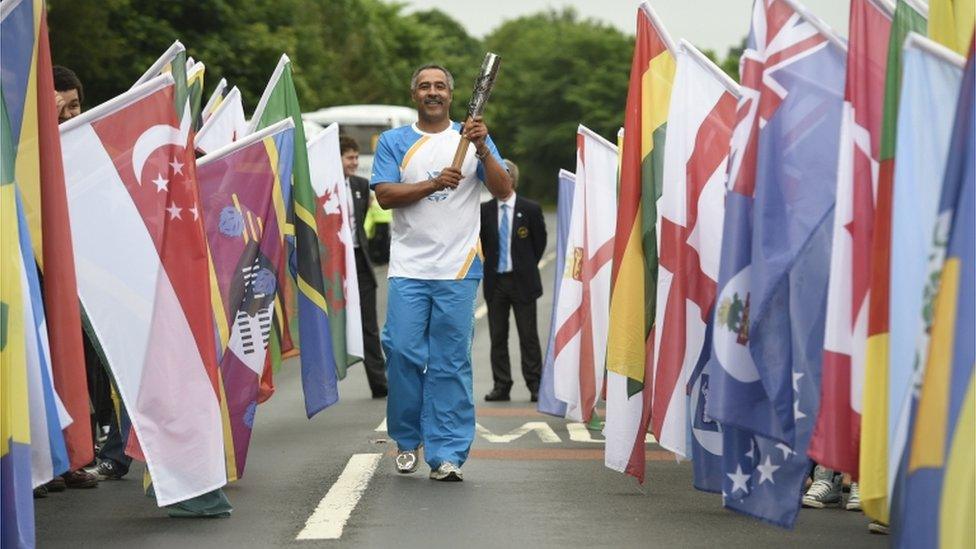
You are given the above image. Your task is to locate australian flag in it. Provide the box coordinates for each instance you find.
[703,0,846,528]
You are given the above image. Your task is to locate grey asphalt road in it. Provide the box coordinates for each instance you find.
[35,211,885,548]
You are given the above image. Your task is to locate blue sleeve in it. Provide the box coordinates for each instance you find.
[370,133,401,189]
[476,134,505,183]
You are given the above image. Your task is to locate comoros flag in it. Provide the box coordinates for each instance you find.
[809,0,893,478]
[195,86,247,155]
[652,40,738,466]
[61,73,226,506]
[197,119,296,479]
[307,123,363,374]
[704,0,846,528]
[553,126,617,424]
[537,169,575,418]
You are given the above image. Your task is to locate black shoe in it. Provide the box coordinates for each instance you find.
[95,459,127,480]
[530,392,538,403]
[45,476,67,492]
[484,388,511,402]
[371,387,388,399]
[33,485,48,498]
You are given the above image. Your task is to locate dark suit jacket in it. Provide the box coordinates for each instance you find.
[481,195,547,303]
[348,175,376,287]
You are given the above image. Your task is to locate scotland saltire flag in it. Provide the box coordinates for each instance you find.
[538,169,575,417]
[704,0,846,527]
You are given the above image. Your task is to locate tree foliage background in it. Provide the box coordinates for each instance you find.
[49,0,741,203]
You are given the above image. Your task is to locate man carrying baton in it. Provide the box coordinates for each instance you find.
[371,61,511,481]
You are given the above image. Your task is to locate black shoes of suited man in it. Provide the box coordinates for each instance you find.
[484,388,539,402]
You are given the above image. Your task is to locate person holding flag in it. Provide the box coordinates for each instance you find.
[370,63,511,481]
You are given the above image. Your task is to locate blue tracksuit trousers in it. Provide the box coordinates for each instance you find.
[382,277,478,468]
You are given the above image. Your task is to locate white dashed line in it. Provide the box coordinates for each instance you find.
[296,453,382,541]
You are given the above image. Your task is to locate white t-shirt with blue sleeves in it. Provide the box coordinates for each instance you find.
[370,121,503,280]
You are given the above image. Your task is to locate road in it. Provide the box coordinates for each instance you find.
[36,211,884,548]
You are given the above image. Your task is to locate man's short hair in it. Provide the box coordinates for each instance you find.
[410,64,454,92]
[53,65,83,104]
[503,159,519,188]
[339,135,359,154]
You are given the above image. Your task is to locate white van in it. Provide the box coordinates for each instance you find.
[302,105,418,179]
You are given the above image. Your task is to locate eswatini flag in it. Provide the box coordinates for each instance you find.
[603,1,674,483]
[809,0,893,478]
[61,74,226,506]
[858,0,927,524]
[197,119,295,479]
[651,41,738,462]
[1,0,92,471]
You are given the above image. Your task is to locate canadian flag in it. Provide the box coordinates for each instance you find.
[61,74,225,506]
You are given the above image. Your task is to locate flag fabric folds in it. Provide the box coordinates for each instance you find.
[809,0,893,478]
[195,86,246,155]
[603,1,675,484]
[928,0,976,55]
[537,170,575,418]
[553,125,617,424]
[307,123,363,374]
[187,61,206,130]
[197,119,295,479]
[704,0,846,528]
[1,0,92,471]
[250,55,338,417]
[652,40,738,469]
[60,74,225,506]
[895,40,974,549]
[885,34,964,515]
[201,77,228,125]
[859,0,928,524]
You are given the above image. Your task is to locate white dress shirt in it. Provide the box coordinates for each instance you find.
[345,177,358,248]
[497,192,516,273]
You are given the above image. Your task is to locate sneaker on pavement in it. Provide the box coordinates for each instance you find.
[429,462,463,482]
[33,485,49,498]
[62,468,98,489]
[802,466,841,508]
[868,521,890,535]
[395,448,419,474]
[95,459,127,481]
[846,482,862,511]
[45,475,67,492]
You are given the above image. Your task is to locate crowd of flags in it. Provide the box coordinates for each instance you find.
[2,0,364,545]
[541,0,975,539]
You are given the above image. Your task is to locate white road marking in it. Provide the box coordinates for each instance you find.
[296,453,382,541]
[476,421,562,443]
[474,250,557,320]
[374,418,387,432]
[566,423,658,444]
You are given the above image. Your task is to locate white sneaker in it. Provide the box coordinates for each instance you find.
[395,449,419,474]
[429,462,463,482]
[846,482,861,511]
[802,466,842,508]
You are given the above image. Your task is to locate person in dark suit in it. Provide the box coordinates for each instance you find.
[341,136,388,398]
[480,159,547,402]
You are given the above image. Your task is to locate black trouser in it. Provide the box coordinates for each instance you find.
[98,392,132,474]
[486,273,541,393]
[356,248,387,394]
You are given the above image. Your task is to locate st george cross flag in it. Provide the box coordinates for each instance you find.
[201,77,228,125]
[195,86,247,155]
[250,55,339,416]
[809,0,893,478]
[538,170,575,418]
[1,0,92,471]
[859,0,928,523]
[885,33,964,518]
[197,119,295,479]
[307,123,364,374]
[553,126,617,424]
[61,74,226,506]
[895,40,974,549]
[603,1,675,483]
[704,0,846,528]
[2,92,37,549]
[652,40,738,466]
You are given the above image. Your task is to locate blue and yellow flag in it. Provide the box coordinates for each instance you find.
[896,42,974,549]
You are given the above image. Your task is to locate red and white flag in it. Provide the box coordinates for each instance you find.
[195,86,247,155]
[61,74,226,506]
[553,125,617,422]
[651,41,739,458]
[808,0,894,476]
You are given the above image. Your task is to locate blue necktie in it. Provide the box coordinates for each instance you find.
[498,204,510,273]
